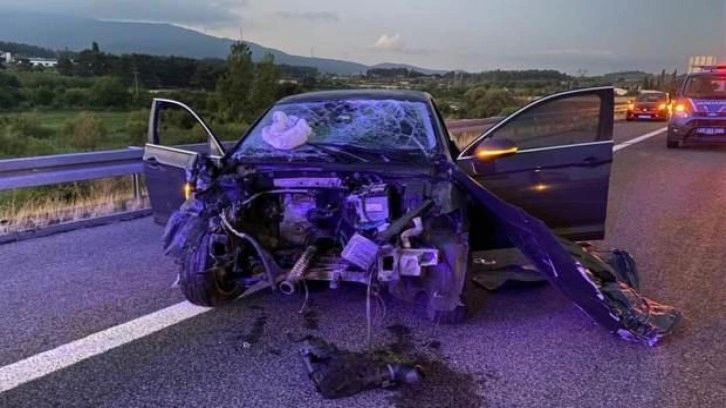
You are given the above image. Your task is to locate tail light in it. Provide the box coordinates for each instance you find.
[658,103,667,110]
[672,101,690,117]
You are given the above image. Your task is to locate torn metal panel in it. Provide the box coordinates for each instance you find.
[450,165,681,346]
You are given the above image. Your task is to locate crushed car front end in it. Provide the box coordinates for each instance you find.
[164,158,473,320]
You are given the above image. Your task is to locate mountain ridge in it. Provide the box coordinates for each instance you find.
[0,11,446,76]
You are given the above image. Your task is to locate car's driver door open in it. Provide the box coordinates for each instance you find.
[456,87,615,241]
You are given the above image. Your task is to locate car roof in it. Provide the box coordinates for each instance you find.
[277,89,433,104]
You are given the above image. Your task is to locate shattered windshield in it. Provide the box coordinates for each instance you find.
[683,75,726,99]
[230,98,440,163]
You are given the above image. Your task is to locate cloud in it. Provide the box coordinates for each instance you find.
[1,0,248,27]
[539,48,618,58]
[370,33,435,56]
[373,33,405,51]
[274,11,339,22]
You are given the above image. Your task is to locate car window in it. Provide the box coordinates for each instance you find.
[486,94,602,150]
[683,75,726,99]
[636,93,667,102]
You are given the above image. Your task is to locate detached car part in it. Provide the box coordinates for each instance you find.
[299,337,423,399]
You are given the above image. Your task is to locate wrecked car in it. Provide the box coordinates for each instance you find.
[143,88,681,346]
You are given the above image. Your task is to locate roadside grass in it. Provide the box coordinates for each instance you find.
[0,176,149,234]
[0,110,144,158]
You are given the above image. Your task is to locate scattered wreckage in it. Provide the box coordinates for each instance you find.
[144,88,681,353]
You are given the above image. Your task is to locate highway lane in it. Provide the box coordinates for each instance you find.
[5,121,725,407]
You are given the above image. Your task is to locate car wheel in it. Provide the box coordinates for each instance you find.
[667,140,680,149]
[179,232,243,307]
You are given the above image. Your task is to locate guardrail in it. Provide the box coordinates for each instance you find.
[1,103,629,193]
[0,118,499,193]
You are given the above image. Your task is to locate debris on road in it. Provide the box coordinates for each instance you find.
[299,336,424,399]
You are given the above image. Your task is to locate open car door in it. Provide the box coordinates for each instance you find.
[456,87,614,242]
[143,99,225,225]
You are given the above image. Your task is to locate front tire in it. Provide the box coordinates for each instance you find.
[666,139,680,149]
[179,233,243,307]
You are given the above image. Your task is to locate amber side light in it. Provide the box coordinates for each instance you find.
[183,183,193,200]
[475,146,518,159]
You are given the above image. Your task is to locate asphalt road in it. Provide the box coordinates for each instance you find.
[2,120,725,408]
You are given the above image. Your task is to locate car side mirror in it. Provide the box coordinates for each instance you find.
[474,138,518,161]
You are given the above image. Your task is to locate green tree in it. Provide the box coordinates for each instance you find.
[89,76,131,108]
[57,57,74,76]
[210,41,255,122]
[249,53,280,117]
[30,86,55,107]
[464,87,518,118]
[0,72,22,108]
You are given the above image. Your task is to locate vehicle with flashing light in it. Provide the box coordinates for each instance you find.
[141,87,680,345]
[667,64,726,148]
[626,90,671,121]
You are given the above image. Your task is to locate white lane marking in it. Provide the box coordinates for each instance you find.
[0,302,211,393]
[0,124,669,393]
[613,127,667,152]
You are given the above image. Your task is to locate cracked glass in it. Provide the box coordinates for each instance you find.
[231,99,440,163]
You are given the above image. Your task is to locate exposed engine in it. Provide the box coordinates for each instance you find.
[213,170,463,307]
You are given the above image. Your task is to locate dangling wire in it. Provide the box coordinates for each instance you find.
[366,268,375,347]
[298,280,310,314]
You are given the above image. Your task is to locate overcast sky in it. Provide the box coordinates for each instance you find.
[4,0,726,73]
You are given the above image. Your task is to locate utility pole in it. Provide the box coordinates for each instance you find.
[133,67,139,100]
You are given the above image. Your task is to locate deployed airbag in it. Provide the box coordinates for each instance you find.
[450,166,681,346]
[262,111,312,150]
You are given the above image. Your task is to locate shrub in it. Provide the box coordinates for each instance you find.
[63,88,89,107]
[63,112,108,150]
[88,77,131,109]
[0,126,30,157]
[126,109,149,146]
[8,113,54,139]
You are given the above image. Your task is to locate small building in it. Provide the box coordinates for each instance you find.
[0,51,11,64]
[28,58,58,68]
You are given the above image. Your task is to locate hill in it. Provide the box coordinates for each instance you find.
[369,62,449,76]
[0,11,370,75]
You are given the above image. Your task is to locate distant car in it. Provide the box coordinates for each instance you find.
[667,65,726,148]
[141,87,680,345]
[626,91,671,121]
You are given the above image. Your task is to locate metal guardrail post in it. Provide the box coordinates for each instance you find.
[132,173,142,199]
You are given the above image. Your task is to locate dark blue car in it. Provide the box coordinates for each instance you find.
[142,87,680,345]
[668,65,726,148]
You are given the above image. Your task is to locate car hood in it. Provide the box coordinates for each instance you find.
[449,164,681,346]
